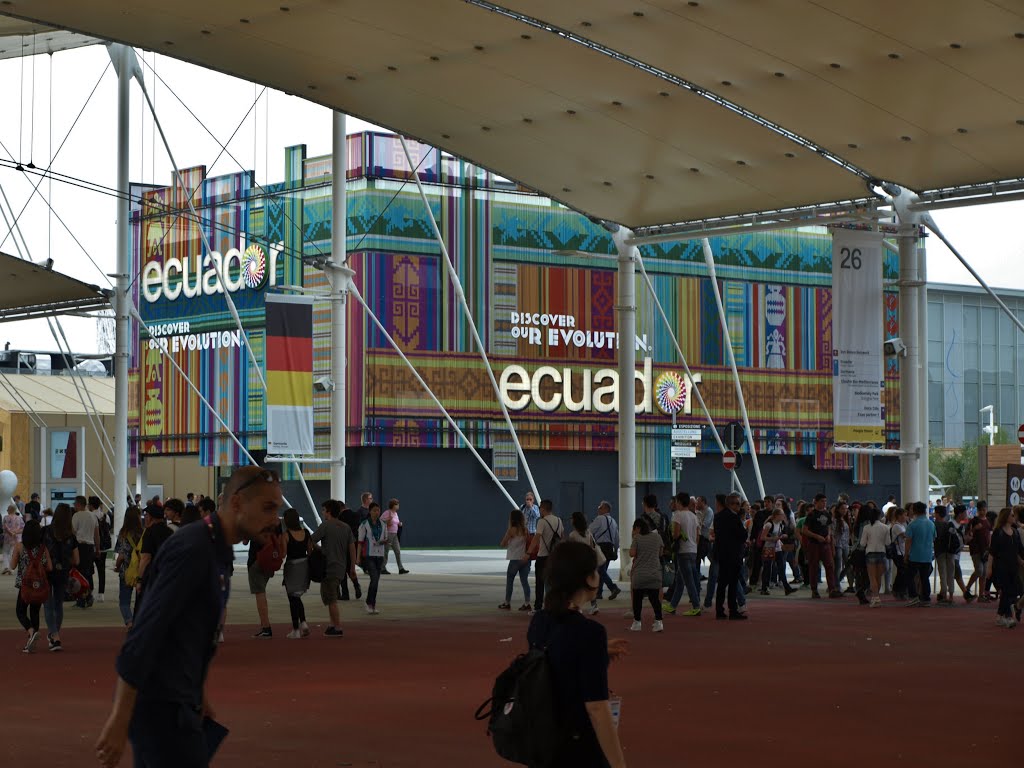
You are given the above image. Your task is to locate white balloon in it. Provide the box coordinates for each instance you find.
[0,470,17,515]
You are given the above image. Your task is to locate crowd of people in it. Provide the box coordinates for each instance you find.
[502,489,1024,633]
[2,486,415,650]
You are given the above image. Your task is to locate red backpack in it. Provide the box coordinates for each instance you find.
[20,548,50,605]
[256,531,285,576]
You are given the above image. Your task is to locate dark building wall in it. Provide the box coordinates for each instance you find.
[286,448,901,547]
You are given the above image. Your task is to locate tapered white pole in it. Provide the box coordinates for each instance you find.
[702,239,765,500]
[112,44,131,533]
[397,137,539,502]
[612,229,637,572]
[330,112,347,503]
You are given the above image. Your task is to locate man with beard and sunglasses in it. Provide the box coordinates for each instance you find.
[95,466,284,768]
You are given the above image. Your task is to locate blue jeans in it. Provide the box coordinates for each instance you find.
[119,577,135,625]
[505,560,531,604]
[597,557,618,598]
[44,576,66,636]
[670,554,700,609]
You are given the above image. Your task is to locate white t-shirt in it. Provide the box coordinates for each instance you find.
[72,509,98,547]
[859,521,891,554]
[672,510,699,555]
[535,515,564,557]
[506,531,527,561]
[358,520,388,557]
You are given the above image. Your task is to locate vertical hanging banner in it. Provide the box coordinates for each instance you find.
[266,294,315,455]
[831,228,884,444]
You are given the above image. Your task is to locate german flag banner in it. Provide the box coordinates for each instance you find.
[265,294,314,455]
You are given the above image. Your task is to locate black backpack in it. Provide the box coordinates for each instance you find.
[474,648,560,767]
[307,546,326,583]
[946,522,963,555]
[98,513,113,552]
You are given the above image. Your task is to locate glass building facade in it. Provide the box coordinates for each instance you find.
[927,283,1024,448]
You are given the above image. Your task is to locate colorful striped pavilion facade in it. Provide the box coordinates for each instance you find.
[128,132,900,543]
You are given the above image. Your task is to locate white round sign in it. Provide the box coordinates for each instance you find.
[1012,477,1021,493]
[1011,492,1020,506]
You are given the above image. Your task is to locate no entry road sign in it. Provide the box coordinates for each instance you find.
[723,450,737,471]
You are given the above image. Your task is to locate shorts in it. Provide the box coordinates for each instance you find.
[866,552,887,565]
[247,564,270,595]
[320,577,340,606]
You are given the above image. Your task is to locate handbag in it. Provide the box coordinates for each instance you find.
[598,516,618,561]
[662,561,676,589]
[65,567,90,600]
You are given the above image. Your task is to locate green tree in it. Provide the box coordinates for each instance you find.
[929,430,1013,501]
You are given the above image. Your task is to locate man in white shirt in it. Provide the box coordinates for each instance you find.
[666,492,702,616]
[881,495,897,518]
[527,499,563,613]
[71,495,100,607]
[588,501,620,600]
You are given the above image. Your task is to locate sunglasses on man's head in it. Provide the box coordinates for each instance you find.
[233,468,280,496]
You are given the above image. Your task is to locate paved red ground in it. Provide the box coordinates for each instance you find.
[2,598,1018,767]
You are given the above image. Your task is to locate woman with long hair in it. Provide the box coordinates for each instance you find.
[527,541,628,768]
[358,501,388,614]
[858,505,890,607]
[113,507,143,627]
[569,511,606,616]
[832,503,851,589]
[499,508,531,611]
[9,518,52,652]
[987,506,1024,627]
[42,503,79,651]
[759,508,796,595]
[629,517,664,632]
[282,508,312,638]
[889,507,910,600]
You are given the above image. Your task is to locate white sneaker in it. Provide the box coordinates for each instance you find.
[365,603,373,614]
[997,616,1011,627]
[629,621,642,632]
[299,622,310,637]
[97,594,105,603]
[652,620,664,633]
[217,631,225,644]
[286,629,301,639]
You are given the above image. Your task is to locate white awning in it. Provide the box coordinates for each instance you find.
[2,1,1021,229]
[0,251,108,322]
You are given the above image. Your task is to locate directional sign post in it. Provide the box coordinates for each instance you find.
[723,421,744,451]
[723,450,737,471]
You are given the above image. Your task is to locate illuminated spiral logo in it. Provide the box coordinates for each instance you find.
[655,371,687,415]
[242,244,267,289]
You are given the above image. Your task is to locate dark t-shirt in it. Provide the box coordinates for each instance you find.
[969,517,991,555]
[527,610,609,765]
[24,501,41,521]
[340,509,360,538]
[805,508,832,539]
[141,522,173,561]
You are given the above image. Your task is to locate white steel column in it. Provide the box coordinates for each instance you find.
[112,44,131,534]
[897,219,922,501]
[612,229,636,571]
[330,112,347,503]
[702,239,765,499]
[918,241,930,500]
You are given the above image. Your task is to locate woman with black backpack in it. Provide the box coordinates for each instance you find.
[10,518,52,652]
[526,541,628,768]
[43,503,79,652]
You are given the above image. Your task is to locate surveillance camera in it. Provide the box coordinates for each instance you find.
[313,375,335,393]
[883,337,907,357]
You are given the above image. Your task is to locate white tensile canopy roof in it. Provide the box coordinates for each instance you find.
[0,1,1022,229]
[0,250,108,322]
